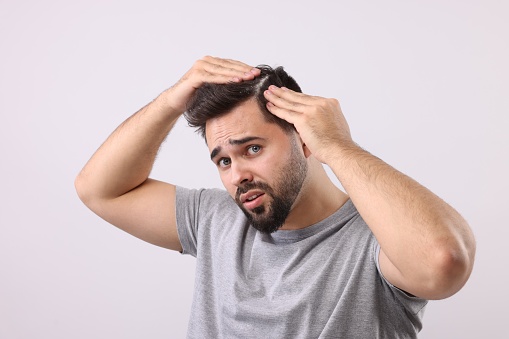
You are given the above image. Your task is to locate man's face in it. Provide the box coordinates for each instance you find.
[205,99,308,233]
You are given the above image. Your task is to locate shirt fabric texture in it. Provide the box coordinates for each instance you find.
[175,186,427,338]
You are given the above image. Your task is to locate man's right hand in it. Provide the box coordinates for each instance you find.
[75,56,258,251]
[162,56,260,114]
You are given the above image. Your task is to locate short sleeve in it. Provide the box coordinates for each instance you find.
[175,186,233,257]
[373,242,428,319]
[175,186,203,256]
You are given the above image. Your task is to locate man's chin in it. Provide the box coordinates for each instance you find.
[239,207,282,234]
[235,196,291,234]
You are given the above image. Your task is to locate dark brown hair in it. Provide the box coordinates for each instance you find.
[184,65,302,140]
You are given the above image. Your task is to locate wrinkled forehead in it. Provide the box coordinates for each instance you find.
[204,99,270,149]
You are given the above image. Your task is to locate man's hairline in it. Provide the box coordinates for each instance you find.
[202,96,294,145]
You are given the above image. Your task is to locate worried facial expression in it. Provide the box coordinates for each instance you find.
[206,99,308,233]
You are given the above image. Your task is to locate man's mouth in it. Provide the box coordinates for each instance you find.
[239,191,266,209]
[246,193,262,201]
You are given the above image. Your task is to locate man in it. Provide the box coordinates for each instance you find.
[75,56,476,338]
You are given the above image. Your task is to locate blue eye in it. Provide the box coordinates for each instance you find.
[247,145,261,155]
[218,158,231,167]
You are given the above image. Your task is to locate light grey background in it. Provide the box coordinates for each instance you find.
[1,0,507,338]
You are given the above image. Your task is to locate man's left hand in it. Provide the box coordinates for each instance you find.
[264,85,355,163]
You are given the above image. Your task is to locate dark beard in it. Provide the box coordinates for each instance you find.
[234,145,308,234]
[236,181,293,234]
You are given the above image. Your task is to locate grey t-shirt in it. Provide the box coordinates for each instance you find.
[175,186,427,338]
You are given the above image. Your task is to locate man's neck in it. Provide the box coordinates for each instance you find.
[280,160,349,231]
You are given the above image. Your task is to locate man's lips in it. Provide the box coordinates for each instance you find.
[240,190,265,204]
[239,190,266,210]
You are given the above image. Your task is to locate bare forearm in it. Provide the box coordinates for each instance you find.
[328,144,475,295]
[75,90,179,201]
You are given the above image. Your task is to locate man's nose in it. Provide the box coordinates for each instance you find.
[230,161,253,187]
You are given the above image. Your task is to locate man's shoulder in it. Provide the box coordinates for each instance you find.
[176,185,229,198]
[176,185,237,210]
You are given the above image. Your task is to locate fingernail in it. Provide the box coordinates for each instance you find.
[250,68,259,74]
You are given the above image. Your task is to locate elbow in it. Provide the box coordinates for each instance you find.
[74,172,87,201]
[74,171,108,215]
[74,172,85,200]
[74,171,95,206]
[423,235,476,300]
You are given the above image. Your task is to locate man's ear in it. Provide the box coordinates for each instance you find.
[295,132,312,158]
[302,143,312,158]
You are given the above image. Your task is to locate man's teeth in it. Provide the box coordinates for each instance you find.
[247,194,259,201]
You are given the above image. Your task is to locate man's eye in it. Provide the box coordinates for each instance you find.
[218,158,231,167]
[247,145,261,155]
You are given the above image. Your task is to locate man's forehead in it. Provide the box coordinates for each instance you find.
[206,121,250,150]
[206,116,267,154]
[205,101,268,148]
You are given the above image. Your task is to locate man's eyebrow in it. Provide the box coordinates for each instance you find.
[210,136,265,160]
[210,146,222,160]
[229,136,265,146]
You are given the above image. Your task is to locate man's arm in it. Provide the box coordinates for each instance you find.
[264,85,476,300]
[74,56,260,251]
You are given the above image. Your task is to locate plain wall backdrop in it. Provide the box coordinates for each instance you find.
[1,0,507,338]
